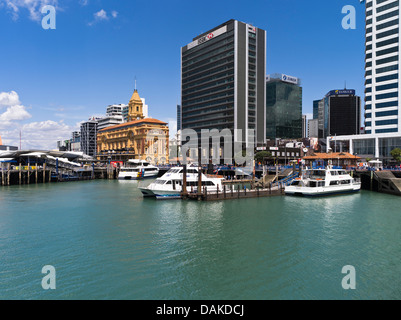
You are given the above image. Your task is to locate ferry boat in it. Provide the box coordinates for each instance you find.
[139,166,224,199]
[284,165,361,197]
[118,159,159,180]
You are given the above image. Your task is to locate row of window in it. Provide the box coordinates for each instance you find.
[377,28,399,41]
[377,17,399,31]
[376,82,398,91]
[377,0,399,14]
[377,8,399,23]
[376,128,398,133]
[377,63,398,74]
[376,119,398,125]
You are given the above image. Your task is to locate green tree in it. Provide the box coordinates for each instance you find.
[254,151,272,163]
[391,148,401,163]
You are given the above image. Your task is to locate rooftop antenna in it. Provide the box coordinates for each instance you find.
[344,81,347,90]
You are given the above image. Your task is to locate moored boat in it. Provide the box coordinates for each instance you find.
[118,159,159,180]
[139,166,224,199]
[284,165,361,197]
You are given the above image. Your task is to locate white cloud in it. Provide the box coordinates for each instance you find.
[95,9,107,20]
[0,90,78,150]
[0,90,21,107]
[0,105,32,122]
[88,9,119,26]
[2,0,59,21]
[79,0,88,6]
[1,120,77,150]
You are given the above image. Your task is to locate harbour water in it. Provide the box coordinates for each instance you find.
[1,180,401,300]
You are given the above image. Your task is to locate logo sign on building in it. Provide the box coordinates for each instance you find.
[270,147,279,151]
[248,25,256,33]
[187,26,227,50]
[256,147,267,151]
[281,74,298,85]
[327,89,356,96]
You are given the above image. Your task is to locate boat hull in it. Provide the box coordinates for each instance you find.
[118,172,158,180]
[285,184,361,197]
[139,187,181,199]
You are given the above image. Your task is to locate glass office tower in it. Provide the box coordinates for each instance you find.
[265,74,302,140]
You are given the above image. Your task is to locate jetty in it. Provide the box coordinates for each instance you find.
[355,170,401,196]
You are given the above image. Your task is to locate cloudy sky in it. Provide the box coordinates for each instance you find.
[0,0,366,149]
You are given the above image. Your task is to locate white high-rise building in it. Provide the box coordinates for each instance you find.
[327,0,401,163]
[97,104,126,131]
[365,0,400,134]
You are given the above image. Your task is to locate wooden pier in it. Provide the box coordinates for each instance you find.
[185,184,283,201]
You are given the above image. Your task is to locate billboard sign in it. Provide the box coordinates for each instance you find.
[187,26,227,50]
[281,74,298,85]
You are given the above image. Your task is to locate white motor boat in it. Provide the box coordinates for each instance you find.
[118,159,159,180]
[139,166,224,199]
[284,165,361,197]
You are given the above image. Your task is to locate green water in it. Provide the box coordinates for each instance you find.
[1,180,401,300]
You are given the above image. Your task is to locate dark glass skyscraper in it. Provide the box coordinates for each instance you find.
[265,74,302,140]
[315,89,361,138]
[181,19,266,146]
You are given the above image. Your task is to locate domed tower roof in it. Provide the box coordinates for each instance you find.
[130,89,141,103]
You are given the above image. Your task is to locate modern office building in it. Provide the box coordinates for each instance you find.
[313,100,320,120]
[265,74,302,140]
[365,0,400,134]
[302,115,307,138]
[308,119,319,138]
[331,0,401,163]
[181,19,267,147]
[80,118,98,158]
[314,89,361,138]
[177,104,182,132]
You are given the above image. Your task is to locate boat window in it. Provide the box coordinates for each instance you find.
[330,181,339,186]
[154,180,167,185]
[307,170,325,178]
[309,181,317,188]
[166,181,172,185]
[331,171,338,175]
[340,180,351,185]
[318,181,325,187]
[291,181,300,186]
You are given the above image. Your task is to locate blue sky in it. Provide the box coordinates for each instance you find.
[0,0,366,149]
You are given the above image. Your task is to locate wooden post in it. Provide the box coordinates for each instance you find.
[43,163,46,183]
[1,163,4,186]
[7,163,10,185]
[35,164,38,184]
[19,163,22,185]
[182,164,187,199]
